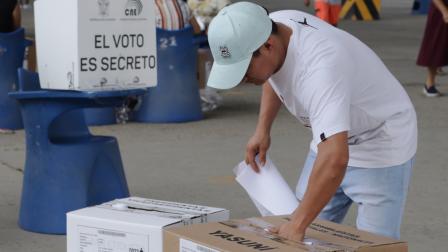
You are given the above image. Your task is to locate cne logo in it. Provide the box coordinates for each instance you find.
[125,0,143,16]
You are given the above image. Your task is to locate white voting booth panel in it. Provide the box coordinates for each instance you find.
[67,197,229,252]
[34,0,157,91]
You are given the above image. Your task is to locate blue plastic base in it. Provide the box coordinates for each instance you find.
[84,107,116,126]
[10,69,145,234]
[0,28,27,130]
[0,104,23,129]
[134,28,203,123]
[18,136,129,234]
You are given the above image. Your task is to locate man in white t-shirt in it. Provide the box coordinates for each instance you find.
[206,2,418,241]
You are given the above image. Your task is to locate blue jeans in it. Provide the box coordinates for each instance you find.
[295,151,415,239]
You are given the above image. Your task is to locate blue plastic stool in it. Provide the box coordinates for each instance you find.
[133,27,203,123]
[84,107,117,126]
[412,0,430,15]
[0,28,31,129]
[9,69,146,234]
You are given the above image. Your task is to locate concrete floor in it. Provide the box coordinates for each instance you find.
[1,1,448,251]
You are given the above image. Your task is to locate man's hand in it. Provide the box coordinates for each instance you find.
[433,0,448,23]
[270,221,305,242]
[245,130,271,173]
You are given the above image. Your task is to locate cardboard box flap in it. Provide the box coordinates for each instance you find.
[259,216,406,250]
[164,216,407,252]
[165,222,300,252]
[68,206,186,227]
[357,243,408,252]
[68,197,227,227]
[120,197,227,215]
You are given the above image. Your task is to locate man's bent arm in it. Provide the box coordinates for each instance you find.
[246,82,282,172]
[291,132,349,234]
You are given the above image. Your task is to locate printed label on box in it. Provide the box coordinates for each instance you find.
[78,225,149,252]
[180,239,220,252]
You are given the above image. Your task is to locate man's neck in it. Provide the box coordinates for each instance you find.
[273,22,293,74]
[277,22,293,50]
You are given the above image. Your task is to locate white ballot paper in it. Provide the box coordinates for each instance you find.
[233,156,299,216]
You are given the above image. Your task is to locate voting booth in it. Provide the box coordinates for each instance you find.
[11,0,158,234]
[34,0,157,91]
[11,69,147,234]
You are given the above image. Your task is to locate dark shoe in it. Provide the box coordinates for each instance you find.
[423,85,441,97]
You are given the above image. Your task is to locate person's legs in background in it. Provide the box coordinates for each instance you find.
[314,0,341,26]
[314,1,331,24]
[329,2,341,26]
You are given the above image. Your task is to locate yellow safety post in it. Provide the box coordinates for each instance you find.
[340,0,381,21]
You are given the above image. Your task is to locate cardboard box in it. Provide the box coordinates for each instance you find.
[164,216,407,251]
[67,197,229,252]
[197,48,213,89]
[34,0,157,91]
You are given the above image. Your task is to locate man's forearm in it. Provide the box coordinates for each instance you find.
[291,133,349,232]
[256,82,282,134]
[292,154,347,231]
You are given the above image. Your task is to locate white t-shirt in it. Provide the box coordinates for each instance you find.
[269,10,417,168]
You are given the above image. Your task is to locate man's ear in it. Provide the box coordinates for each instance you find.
[264,36,275,51]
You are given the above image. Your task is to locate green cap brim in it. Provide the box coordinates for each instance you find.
[206,55,252,90]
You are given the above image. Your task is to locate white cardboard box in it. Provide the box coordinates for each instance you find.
[34,0,157,91]
[67,197,229,252]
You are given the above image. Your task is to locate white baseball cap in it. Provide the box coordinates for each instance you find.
[206,2,272,89]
